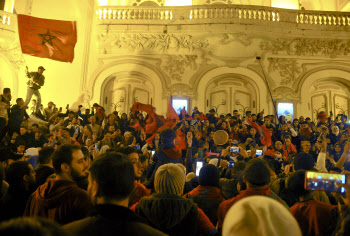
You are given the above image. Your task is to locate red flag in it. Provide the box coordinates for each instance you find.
[174,129,186,150]
[146,134,155,144]
[260,125,272,147]
[180,108,186,119]
[167,96,179,121]
[131,102,154,115]
[17,14,77,63]
[200,112,207,121]
[129,121,143,131]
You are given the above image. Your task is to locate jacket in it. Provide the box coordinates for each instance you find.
[63,204,166,236]
[184,185,225,225]
[217,186,288,229]
[8,104,29,130]
[27,72,45,90]
[145,146,182,189]
[24,179,91,225]
[131,193,216,236]
[291,199,339,236]
[128,181,151,207]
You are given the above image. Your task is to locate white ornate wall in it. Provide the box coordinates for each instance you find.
[1,1,350,120]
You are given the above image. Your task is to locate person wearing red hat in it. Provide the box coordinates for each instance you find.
[24,66,45,114]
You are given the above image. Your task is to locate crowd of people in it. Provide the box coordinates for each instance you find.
[1,86,350,235]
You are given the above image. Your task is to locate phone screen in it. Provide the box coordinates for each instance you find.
[75,128,79,135]
[227,161,235,168]
[95,144,98,151]
[305,171,346,193]
[135,145,140,150]
[196,161,204,176]
[230,146,240,153]
[256,150,263,156]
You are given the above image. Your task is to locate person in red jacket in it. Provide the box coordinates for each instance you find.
[184,164,225,225]
[24,144,91,225]
[288,170,339,236]
[217,158,288,231]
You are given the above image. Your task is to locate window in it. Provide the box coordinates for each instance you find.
[172,99,188,114]
[277,102,294,122]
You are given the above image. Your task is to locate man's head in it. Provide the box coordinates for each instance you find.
[16,98,24,106]
[160,128,176,145]
[39,146,55,165]
[154,163,185,196]
[301,141,311,153]
[68,111,75,119]
[31,123,39,133]
[3,88,11,100]
[38,66,45,74]
[89,116,96,124]
[293,119,299,126]
[287,170,309,198]
[34,132,41,141]
[299,116,305,122]
[17,141,26,154]
[48,101,53,108]
[199,164,220,187]
[88,152,135,205]
[294,153,315,171]
[116,147,142,180]
[243,159,271,188]
[275,141,282,150]
[20,126,28,136]
[264,116,271,125]
[6,161,36,191]
[52,144,89,183]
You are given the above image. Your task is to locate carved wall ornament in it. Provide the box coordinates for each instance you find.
[268,58,301,86]
[107,34,209,53]
[260,38,350,58]
[162,55,198,81]
[132,0,164,6]
[0,42,24,70]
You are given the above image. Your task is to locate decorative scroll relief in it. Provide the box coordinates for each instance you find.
[260,38,350,58]
[99,33,209,54]
[162,55,198,81]
[268,58,301,86]
[0,42,24,70]
[132,0,164,6]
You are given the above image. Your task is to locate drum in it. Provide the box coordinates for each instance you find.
[213,130,229,145]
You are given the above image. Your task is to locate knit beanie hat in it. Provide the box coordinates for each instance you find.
[155,163,185,196]
[186,172,196,182]
[223,196,301,236]
[294,153,315,171]
[199,164,220,187]
[244,159,270,186]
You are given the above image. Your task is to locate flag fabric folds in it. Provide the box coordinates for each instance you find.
[17,14,77,63]
[166,96,179,121]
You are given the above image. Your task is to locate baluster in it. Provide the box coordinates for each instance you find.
[204,8,208,19]
[170,10,173,20]
[199,8,204,19]
[165,10,169,20]
[160,10,164,20]
[102,8,107,19]
[305,14,308,24]
[194,9,198,19]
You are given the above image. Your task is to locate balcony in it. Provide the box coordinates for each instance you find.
[96,4,350,30]
[0,10,14,32]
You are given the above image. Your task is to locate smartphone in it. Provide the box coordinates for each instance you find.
[195,160,204,176]
[95,144,98,151]
[305,171,346,193]
[74,127,79,135]
[230,146,240,153]
[227,161,235,168]
[256,149,263,156]
[151,150,155,156]
[135,145,140,150]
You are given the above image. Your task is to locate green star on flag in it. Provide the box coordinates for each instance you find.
[39,30,56,46]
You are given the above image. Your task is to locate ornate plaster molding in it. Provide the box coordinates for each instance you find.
[99,33,209,54]
[0,42,24,70]
[260,38,350,58]
[268,58,302,86]
[162,55,198,81]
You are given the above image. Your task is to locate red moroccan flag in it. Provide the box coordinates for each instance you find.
[129,121,143,131]
[167,96,179,121]
[174,129,186,150]
[17,14,77,63]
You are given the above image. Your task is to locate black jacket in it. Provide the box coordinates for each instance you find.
[8,105,29,130]
[63,204,166,236]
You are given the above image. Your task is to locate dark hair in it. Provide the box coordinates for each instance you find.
[90,152,135,201]
[3,88,10,94]
[233,161,246,174]
[5,161,31,189]
[287,170,309,197]
[20,126,27,130]
[199,164,220,187]
[139,154,148,164]
[244,158,270,187]
[0,217,65,236]
[32,123,39,128]
[81,146,89,157]
[16,141,26,147]
[52,144,81,174]
[245,111,251,115]
[38,147,55,165]
[115,146,137,156]
[16,98,23,103]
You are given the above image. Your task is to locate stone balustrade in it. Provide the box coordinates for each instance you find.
[96,5,350,27]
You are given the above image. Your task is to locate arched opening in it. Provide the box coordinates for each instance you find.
[195,67,269,115]
[89,60,167,114]
[298,68,350,120]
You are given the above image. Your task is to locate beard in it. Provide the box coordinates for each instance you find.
[71,168,89,190]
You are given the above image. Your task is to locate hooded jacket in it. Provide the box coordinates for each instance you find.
[24,179,91,225]
[134,193,199,236]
